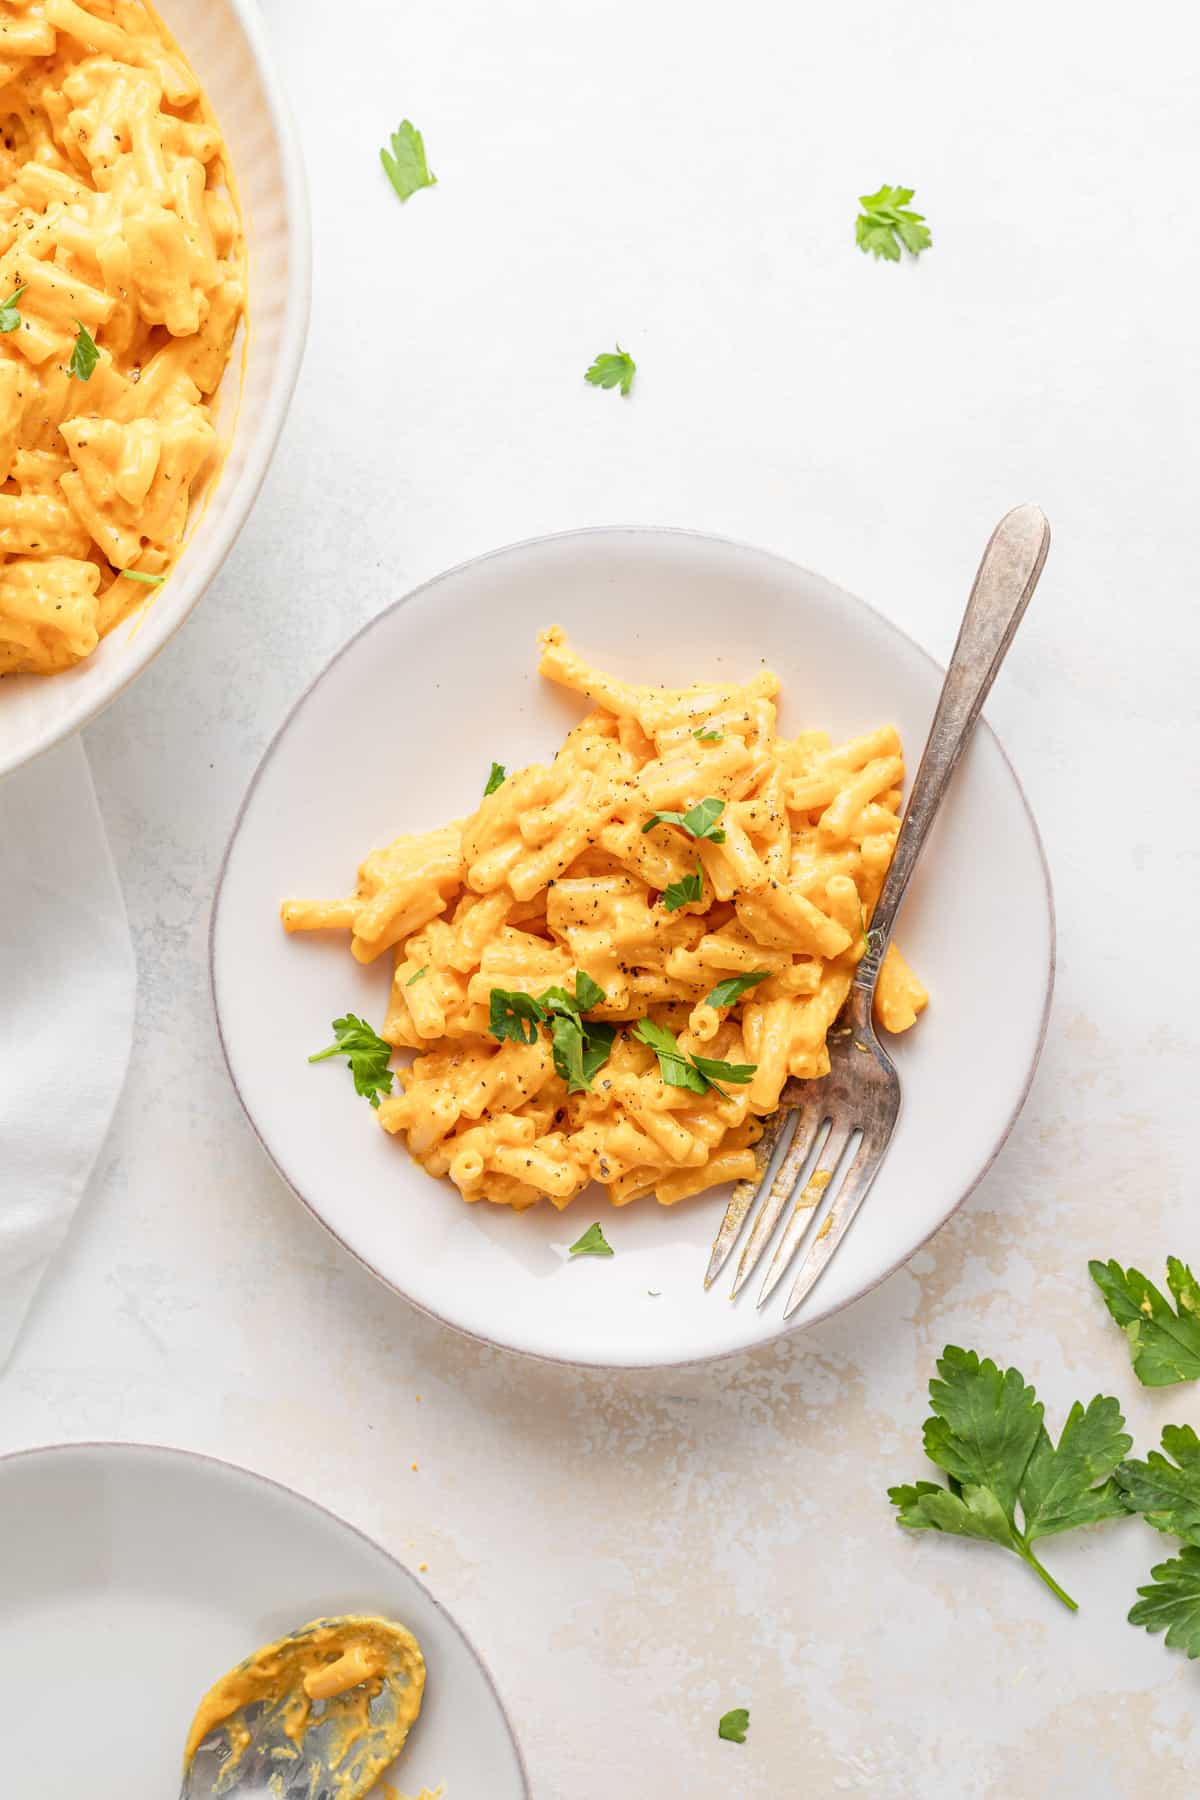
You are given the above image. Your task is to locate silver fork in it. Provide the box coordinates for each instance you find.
[705,503,1051,1318]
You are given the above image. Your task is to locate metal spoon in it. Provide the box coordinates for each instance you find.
[180,1614,425,1799]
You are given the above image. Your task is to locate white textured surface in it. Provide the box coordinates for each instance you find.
[2,0,1198,1794]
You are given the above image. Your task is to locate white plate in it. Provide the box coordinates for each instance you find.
[0,1442,528,1797]
[212,528,1054,1368]
[0,0,311,778]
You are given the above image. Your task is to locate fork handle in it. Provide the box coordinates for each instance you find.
[855,502,1050,1002]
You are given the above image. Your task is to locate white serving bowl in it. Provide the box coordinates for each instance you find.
[0,0,310,780]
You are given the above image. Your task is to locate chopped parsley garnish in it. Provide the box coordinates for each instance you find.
[705,971,770,1009]
[487,971,613,1092]
[693,727,723,743]
[661,859,704,913]
[569,1221,613,1257]
[69,320,99,381]
[488,988,546,1047]
[309,1013,394,1108]
[406,966,428,987]
[889,1346,1132,1611]
[118,568,165,584]
[642,795,726,843]
[718,1708,749,1744]
[633,1017,755,1102]
[0,284,26,333]
[1089,1256,1200,1386]
[483,761,507,796]
[856,184,931,261]
[584,344,636,396]
[381,120,436,202]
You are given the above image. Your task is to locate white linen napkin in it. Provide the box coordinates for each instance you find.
[0,737,136,1368]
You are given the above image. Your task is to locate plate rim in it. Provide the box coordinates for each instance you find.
[0,1437,532,1796]
[209,523,1057,1371]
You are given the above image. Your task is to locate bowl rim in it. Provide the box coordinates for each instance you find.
[0,1438,532,1795]
[0,0,313,781]
[209,523,1057,1373]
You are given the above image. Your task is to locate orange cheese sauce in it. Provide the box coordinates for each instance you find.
[0,0,246,675]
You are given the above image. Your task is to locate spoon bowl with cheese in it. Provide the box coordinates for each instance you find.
[180,1614,424,1799]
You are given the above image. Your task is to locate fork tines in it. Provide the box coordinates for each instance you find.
[706,1049,896,1318]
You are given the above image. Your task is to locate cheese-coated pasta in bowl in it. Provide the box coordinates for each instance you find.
[282,629,928,1216]
[212,528,1053,1368]
[0,0,308,775]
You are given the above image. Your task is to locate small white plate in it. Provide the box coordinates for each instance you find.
[0,1442,528,1797]
[212,528,1054,1368]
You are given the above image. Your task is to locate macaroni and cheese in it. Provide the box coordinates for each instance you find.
[284,629,928,1213]
[0,0,245,676]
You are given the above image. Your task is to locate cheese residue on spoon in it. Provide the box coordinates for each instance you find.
[184,1613,425,1794]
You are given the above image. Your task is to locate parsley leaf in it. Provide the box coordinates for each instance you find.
[118,568,165,584]
[569,1221,613,1257]
[381,120,436,202]
[641,796,726,843]
[718,1708,749,1744]
[584,344,636,396]
[690,1053,756,1099]
[1129,1548,1200,1658]
[889,1347,1132,1611]
[694,727,723,743]
[488,988,545,1046]
[578,1022,616,1087]
[1089,1256,1200,1386]
[633,1018,755,1101]
[705,970,770,1009]
[308,1013,394,1108]
[407,966,427,987]
[548,1012,616,1094]
[1117,1426,1200,1659]
[0,284,25,333]
[484,761,507,796]
[661,859,704,913]
[855,184,931,262]
[1115,1424,1200,1543]
[571,969,606,1012]
[488,972,613,1088]
[69,320,99,380]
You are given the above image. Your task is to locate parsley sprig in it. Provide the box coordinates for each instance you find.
[633,1017,755,1102]
[1089,1255,1200,1385]
[642,796,726,843]
[488,970,613,1092]
[584,344,636,396]
[483,761,507,797]
[309,1013,394,1108]
[889,1346,1132,1611]
[856,184,931,262]
[381,120,436,202]
[718,1708,749,1744]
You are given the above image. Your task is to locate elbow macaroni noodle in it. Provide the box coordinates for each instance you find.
[0,0,245,676]
[284,629,928,1213]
